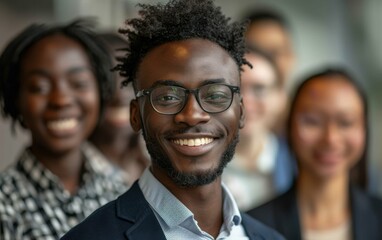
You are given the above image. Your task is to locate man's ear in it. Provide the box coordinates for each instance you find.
[239,96,245,129]
[130,99,142,132]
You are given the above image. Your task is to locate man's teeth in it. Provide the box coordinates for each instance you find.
[172,138,213,146]
[47,118,77,131]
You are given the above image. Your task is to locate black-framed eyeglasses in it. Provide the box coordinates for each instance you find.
[136,83,240,115]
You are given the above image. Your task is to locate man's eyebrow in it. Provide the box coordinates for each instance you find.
[150,78,227,88]
[151,80,182,87]
[202,78,226,85]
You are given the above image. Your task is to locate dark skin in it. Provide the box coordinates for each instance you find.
[130,39,245,237]
[89,38,149,183]
[18,34,100,194]
[90,128,149,183]
[90,81,149,183]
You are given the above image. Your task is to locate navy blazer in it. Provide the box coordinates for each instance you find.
[247,184,382,240]
[62,182,284,240]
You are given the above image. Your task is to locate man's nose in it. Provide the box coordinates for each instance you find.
[174,93,210,126]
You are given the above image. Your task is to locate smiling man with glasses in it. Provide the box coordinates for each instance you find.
[62,0,284,239]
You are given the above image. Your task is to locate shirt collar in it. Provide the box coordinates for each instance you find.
[139,168,242,230]
[17,149,63,192]
[139,168,192,227]
[17,142,112,195]
[221,182,242,231]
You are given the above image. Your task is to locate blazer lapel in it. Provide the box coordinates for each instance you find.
[275,186,302,240]
[116,182,167,240]
[124,211,166,240]
[350,186,379,240]
[241,214,262,240]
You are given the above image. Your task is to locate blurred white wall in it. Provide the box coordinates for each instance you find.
[53,0,127,30]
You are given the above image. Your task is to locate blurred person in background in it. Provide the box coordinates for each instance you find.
[244,8,295,87]
[0,20,127,239]
[89,33,150,185]
[223,45,295,211]
[248,68,382,240]
[243,8,296,135]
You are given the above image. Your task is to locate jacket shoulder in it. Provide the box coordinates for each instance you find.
[247,189,290,226]
[61,182,145,240]
[352,185,382,214]
[241,213,285,240]
[61,198,121,239]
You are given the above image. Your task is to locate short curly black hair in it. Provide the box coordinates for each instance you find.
[115,0,249,89]
[0,19,114,132]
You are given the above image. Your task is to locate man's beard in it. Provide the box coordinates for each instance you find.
[142,130,239,188]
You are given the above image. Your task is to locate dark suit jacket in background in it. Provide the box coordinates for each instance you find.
[62,182,285,240]
[247,184,382,240]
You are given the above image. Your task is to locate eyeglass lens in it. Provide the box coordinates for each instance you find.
[150,84,234,114]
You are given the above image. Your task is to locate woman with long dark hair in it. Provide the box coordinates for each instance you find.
[0,20,127,239]
[248,68,382,240]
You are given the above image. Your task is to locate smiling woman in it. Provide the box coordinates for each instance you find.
[0,20,128,239]
[248,68,382,240]
[18,34,100,154]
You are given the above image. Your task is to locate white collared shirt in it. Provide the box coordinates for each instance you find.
[139,168,249,240]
